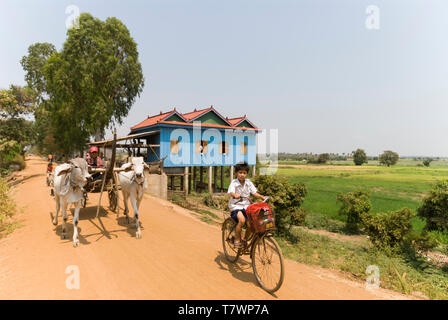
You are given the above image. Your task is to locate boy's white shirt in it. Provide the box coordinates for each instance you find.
[227,178,257,211]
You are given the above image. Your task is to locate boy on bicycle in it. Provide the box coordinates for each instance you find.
[228,161,267,248]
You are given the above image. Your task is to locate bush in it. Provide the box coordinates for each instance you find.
[252,175,307,235]
[403,231,438,253]
[417,180,448,232]
[0,177,17,236]
[361,208,414,253]
[0,139,22,171]
[7,154,26,171]
[423,158,433,167]
[290,208,308,226]
[337,190,371,233]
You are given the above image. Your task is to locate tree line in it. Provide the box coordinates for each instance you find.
[279,149,436,167]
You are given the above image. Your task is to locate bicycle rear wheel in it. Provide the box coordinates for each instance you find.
[222,218,240,263]
[251,235,284,293]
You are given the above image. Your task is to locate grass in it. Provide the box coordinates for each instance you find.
[276,227,448,299]
[276,163,448,236]
[171,193,222,225]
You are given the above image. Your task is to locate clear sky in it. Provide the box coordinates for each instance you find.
[1,0,447,156]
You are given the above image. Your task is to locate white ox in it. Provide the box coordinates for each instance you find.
[118,157,150,239]
[52,158,92,247]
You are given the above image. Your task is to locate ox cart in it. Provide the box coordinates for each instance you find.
[84,130,164,218]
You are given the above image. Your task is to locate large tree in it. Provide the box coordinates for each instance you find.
[379,150,399,167]
[20,42,56,102]
[0,85,36,155]
[352,148,368,166]
[20,43,57,155]
[23,13,144,154]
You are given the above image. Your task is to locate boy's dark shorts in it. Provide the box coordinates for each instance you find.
[230,208,247,223]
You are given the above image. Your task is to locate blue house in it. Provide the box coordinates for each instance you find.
[129,106,260,169]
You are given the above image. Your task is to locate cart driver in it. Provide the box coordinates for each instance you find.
[86,146,104,182]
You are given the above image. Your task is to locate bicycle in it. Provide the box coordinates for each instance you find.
[221,196,285,293]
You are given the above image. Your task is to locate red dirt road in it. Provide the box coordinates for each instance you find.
[0,156,411,299]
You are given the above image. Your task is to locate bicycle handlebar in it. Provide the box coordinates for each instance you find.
[232,195,269,204]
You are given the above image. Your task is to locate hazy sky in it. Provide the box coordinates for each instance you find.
[1,0,447,156]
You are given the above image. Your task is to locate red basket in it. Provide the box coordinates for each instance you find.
[246,202,275,233]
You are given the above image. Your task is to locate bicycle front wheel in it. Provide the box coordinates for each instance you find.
[251,235,285,293]
[222,218,240,263]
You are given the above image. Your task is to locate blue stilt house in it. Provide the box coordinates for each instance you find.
[129,106,260,169]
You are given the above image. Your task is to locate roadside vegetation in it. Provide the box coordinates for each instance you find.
[276,228,448,299]
[0,177,20,238]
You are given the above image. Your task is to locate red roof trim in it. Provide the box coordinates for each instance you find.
[131,108,191,130]
[227,115,257,128]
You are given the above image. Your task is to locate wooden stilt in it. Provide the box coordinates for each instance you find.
[230,165,234,181]
[208,166,213,194]
[184,167,189,197]
[188,167,192,194]
[200,166,203,185]
[193,167,197,192]
[220,166,224,192]
[213,166,217,192]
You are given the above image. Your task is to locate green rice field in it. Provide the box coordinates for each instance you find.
[276,159,448,233]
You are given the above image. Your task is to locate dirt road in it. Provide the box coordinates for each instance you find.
[0,156,411,299]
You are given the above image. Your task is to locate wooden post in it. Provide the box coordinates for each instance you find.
[208,166,213,194]
[230,165,234,181]
[200,166,203,186]
[213,166,217,192]
[188,167,192,194]
[252,165,256,177]
[220,166,224,192]
[193,167,197,192]
[184,167,189,197]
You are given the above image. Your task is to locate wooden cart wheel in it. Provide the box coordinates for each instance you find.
[108,189,118,212]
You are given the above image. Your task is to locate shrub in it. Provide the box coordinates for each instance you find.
[417,180,448,232]
[7,154,26,171]
[252,175,307,235]
[403,231,438,253]
[0,139,21,171]
[361,208,414,253]
[423,158,433,167]
[337,190,371,233]
[290,208,308,226]
[0,177,17,236]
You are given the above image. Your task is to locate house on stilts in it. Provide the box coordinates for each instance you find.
[128,106,261,197]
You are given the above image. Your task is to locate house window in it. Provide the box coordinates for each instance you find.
[170,139,179,154]
[241,141,247,155]
[219,141,229,155]
[195,140,208,154]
